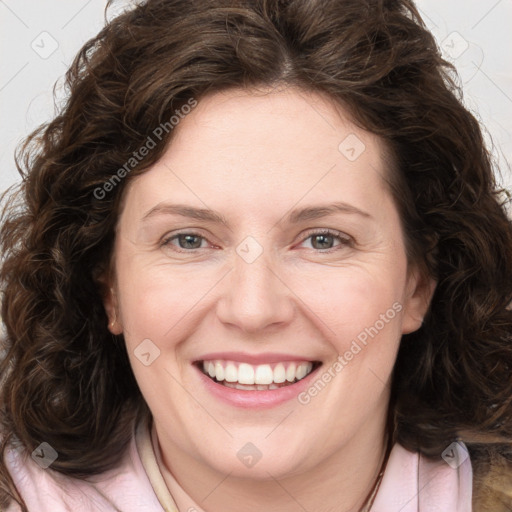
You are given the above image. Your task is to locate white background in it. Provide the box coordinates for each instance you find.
[1,0,511,194]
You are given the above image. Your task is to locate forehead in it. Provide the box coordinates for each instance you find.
[120,86,394,223]
[173,86,382,159]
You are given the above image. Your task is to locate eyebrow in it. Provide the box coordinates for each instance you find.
[141,201,372,227]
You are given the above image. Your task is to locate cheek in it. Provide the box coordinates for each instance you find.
[296,265,406,344]
[115,249,215,350]
[114,256,197,404]
[305,272,405,408]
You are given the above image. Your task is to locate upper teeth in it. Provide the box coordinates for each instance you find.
[202,360,314,385]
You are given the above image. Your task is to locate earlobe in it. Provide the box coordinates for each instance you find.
[96,272,123,335]
[401,267,437,335]
[106,286,123,335]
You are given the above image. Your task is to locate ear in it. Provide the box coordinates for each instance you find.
[96,271,123,335]
[401,265,437,334]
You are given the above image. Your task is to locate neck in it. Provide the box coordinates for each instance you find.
[154,411,391,512]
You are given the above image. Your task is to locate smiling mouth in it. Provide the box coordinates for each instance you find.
[196,360,322,391]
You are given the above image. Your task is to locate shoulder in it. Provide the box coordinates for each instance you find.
[2,432,163,512]
[471,445,512,512]
[373,441,512,512]
[373,442,473,511]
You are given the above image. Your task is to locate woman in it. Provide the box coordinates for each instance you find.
[1,0,511,510]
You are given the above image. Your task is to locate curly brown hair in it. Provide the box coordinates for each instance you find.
[1,0,512,510]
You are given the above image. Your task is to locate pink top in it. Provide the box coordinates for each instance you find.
[3,419,473,511]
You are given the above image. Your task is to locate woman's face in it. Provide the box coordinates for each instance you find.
[106,87,434,479]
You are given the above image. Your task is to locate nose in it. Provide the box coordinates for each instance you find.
[216,246,295,334]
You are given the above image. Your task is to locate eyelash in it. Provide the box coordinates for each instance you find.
[160,228,353,254]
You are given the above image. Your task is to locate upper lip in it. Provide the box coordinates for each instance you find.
[195,352,319,365]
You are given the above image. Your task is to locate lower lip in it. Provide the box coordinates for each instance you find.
[194,364,321,409]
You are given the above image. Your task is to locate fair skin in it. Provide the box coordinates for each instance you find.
[104,86,435,512]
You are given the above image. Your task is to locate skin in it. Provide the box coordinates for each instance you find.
[103,86,436,512]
